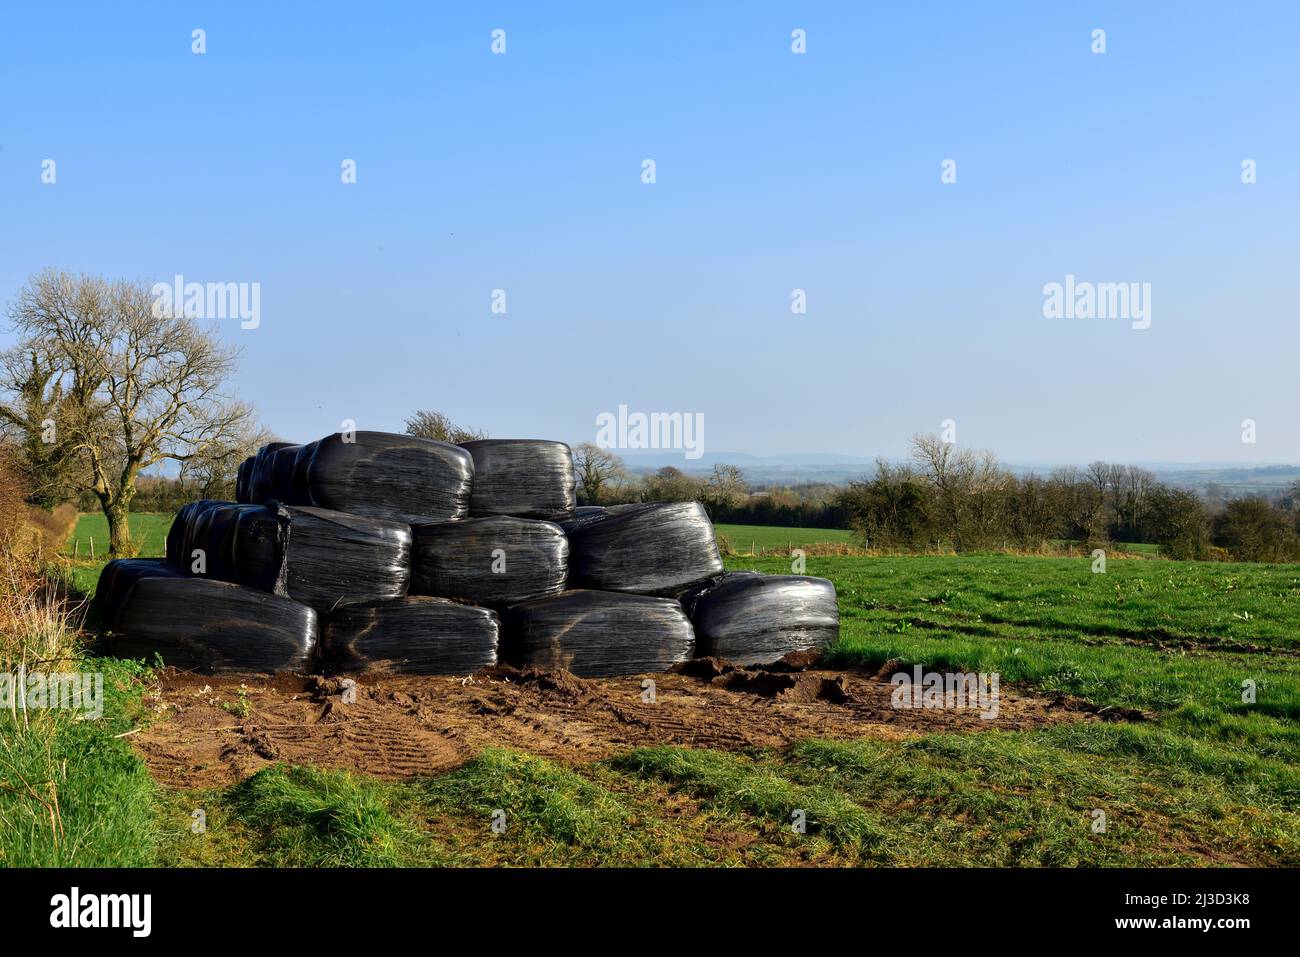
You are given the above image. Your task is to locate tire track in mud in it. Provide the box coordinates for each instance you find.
[133,657,1120,788]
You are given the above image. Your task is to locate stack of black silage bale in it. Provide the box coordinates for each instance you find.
[97,431,839,676]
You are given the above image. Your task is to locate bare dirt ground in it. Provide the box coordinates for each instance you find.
[132,653,1121,789]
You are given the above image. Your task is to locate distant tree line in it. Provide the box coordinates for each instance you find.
[13,365,1300,565]
[831,436,1300,561]
[576,435,1300,563]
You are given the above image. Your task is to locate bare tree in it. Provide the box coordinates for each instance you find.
[5,269,252,555]
[910,434,1012,550]
[403,409,487,444]
[704,463,748,510]
[179,421,276,500]
[572,443,626,504]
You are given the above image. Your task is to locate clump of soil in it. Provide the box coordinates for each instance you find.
[132,656,1107,789]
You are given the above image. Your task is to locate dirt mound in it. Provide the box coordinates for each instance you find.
[132,661,1104,789]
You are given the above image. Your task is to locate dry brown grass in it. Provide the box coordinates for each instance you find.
[22,503,78,560]
[0,458,82,682]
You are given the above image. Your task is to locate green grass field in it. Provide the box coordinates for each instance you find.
[15,518,1299,867]
[65,512,172,560]
[713,523,855,550]
[153,552,1300,867]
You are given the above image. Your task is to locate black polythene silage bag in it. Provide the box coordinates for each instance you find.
[235,456,255,503]
[247,441,296,504]
[410,516,568,606]
[566,501,723,596]
[500,589,695,677]
[165,499,224,567]
[111,576,318,674]
[183,504,266,579]
[556,506,609,535]
[91,558,185,627]
[269,444,305,503]
[167,500,261,577]
[289,440,320,505]
[322,597,500,675]
[196,502,266,579]
[677,572,840,665]
[230,503,411,611]
[305,431,474,523]
[458,439,576,520]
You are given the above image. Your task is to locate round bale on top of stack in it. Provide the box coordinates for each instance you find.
[100,429,840,677]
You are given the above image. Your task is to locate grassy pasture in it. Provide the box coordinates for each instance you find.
[11,519,1298,867]
[153,552,1300,867]
[713,523,856,551]
[64,511,172,561]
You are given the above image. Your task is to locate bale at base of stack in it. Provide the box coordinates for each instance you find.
[323,597,499,674]
[101,429,840,676]
[113,576,317,673]
[677,571,840,666]
[501,590,694,676]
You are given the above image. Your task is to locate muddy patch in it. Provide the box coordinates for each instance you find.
[133,654,1106,789]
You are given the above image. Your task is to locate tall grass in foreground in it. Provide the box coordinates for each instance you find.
[0,543,156,867]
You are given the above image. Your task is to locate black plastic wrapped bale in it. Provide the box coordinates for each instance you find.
[410,516,568,606]
[458,439,576,520]
[194,503,263,580]
[289,440,319,506]
[235,456,255,504]
[231,504,411,610]
[247,441,296,503]
[269,444,304,503]
[91,558,184,627]
[677,573,840,665]
[557,506,609,535]
[112,577,317,674]
[305,431,473,523]
[566,501,723,595]
[165,499,223,567]
[323,597,500,675]
[185,505,221,574]
[501,590,695,677]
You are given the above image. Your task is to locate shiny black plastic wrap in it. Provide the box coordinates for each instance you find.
[566,501,723,595]
[500,589,695,676]
[322,597,500,675]
[230,504,411,611]
[92,558,185,626]
[305,431,473,523]
[247,441,296,504]
[165,499,223,567]
[289,440,320,505]
[111,576,318,674]
[269,444,304,503]
[235,456,255,503]
[677,572,840,665]
[458,439,576,520]
[410,516,568,606]
[556,505,610,535]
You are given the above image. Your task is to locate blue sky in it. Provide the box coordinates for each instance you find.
[2,2,1297,465]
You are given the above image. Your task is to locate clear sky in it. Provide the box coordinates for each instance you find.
[2,2,1297,465]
